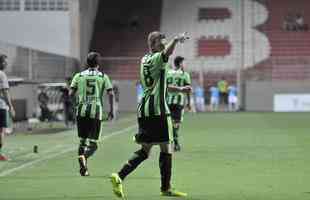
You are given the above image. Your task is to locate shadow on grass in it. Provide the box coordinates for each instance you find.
[0,174,159,181]
[87,174,160,181]
[2,195,113,200]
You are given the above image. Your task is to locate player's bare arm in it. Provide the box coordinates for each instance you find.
[167,85,192,94]
[1,88,15,118]
[163,32,189,58]
[69,87,77,97]
[107,89,114,120]
[186,92,191,110]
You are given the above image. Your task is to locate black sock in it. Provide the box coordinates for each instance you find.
[85,141,98,159]
[159,152,172,192]
[78,139,87,156]
[118,149,148,180]
[0,143,2,154]
[173,127,179,145]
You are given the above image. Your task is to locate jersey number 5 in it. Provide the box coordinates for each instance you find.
[86,79,96,95]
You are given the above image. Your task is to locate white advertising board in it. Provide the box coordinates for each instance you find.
[274,94,310,112]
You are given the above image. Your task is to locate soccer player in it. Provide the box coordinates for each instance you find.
[166,56,192,151]
[112,81,120,120]
[0,55,15,161]
[110,31,190,198]
[194,83,206,112]
[228,84,238,112]
[70,51,114,176]
[61,78,75,128]
[217,77,228,110]
[209,84,220,112]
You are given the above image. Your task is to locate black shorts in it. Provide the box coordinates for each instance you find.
[135,116,173,144]
[77,116,101,140]
[168,104,184,123]
[220,92,228,104]
[0,109,8,128]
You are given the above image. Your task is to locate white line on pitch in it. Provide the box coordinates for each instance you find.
[0,125,136,177]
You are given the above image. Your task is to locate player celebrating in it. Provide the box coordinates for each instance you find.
[110,31,190,198]
[166,56,191,151]
[70,52,114,176]
[0,55,15,161]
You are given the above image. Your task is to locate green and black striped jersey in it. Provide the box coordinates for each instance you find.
[70,68,112,120]
[166,69,191,106]
[137,52,170,118]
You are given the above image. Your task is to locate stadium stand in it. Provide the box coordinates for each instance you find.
[0,0,20,11]
[247,0,310,80]
[100,58,140,80]
[197,36,231,57]
[198,7,231,21]
[160,0,269,88]
[91,0,162,80]
[91,0,310,83]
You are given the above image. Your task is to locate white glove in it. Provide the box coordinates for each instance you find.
[176,32,190,43]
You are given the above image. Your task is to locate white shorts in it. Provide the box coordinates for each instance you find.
[228,96,237,104]
[196,97,205,105]
[210,97,219,105]
[137,95,143,104]
[195,97,205,112]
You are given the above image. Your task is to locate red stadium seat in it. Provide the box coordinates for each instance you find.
[247,0,310,80]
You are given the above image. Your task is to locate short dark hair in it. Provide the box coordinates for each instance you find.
[0,54,7,70]
[0,54,7,62]
[174,56,184,68]
[86,52,100,68]
[147,31,165,51]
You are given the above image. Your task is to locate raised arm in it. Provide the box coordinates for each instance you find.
[163,32,189,58]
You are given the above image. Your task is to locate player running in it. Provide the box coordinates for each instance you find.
[166,56,192,151]
[110,31,190,198]
[70,52,114,176]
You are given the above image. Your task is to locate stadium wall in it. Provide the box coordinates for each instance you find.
[101,81,137,112]
[0,1,71,58]
[0,0,101,119]
[245,81,310,111]
[0,0,98,61]
[10,84,37,119]
[160,0,269,72]
[0,44,78,82]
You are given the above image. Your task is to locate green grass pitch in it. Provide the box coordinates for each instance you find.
[1,112,310,200]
